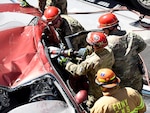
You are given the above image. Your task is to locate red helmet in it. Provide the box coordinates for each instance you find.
[98,13,119,29]
[43,6,61,21]
[86,32,108,48]
[95,68,120,88]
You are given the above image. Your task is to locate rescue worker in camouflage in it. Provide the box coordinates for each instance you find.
[38,0,67,14]
[97,13,147,94]
[20,0,67,14]
[91,68,146,113]
[42,6,88,50]
[57,32,115,108]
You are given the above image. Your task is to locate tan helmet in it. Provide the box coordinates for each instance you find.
[86,32,108,48]
[95,68,120,88]
[98,13,119,29]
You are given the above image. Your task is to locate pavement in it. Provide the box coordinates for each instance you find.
[67,0,150,39]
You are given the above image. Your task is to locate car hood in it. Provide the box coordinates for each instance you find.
[8,100,75,113]
[0,24,52,87]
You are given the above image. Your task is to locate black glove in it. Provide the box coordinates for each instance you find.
[57,56,69,66]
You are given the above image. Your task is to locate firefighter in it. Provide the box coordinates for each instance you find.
[97,12,147,93]
[42,6,88,51]
[91,68,146,113]
[57,32,115,108]
[39,0,67,14]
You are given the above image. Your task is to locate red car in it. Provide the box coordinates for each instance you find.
[0,3,88,113]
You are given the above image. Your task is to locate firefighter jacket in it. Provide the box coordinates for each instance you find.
[90,86,146,113]
[107,30,147,93]
[65,46,115,99]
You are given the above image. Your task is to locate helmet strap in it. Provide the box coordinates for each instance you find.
[117,25,121,30]
[108,26,117,35]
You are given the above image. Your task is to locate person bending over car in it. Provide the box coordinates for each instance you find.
[42,6,88,51]
[57,32,115,108]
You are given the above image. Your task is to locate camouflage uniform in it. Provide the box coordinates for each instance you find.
[57,15,88,50]
[107,30,147,93]
[65,47,115,108]
[39,0,67,14]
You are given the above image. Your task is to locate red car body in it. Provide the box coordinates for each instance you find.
[0,3,87,113]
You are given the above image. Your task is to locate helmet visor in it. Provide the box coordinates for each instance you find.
[95,76,120,88]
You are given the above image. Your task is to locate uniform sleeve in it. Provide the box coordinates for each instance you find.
[65,59,94,76]
[90,101,100,113]
[132,90,146,113]
[138,95,146,113]
[131,32,147,53]
[90,106,98,113]
[90,100,107,113]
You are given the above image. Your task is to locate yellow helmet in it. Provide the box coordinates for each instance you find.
[95,68,120,88]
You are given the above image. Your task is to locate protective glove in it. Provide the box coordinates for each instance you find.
[77,48,89,60]
[57,56,69,66]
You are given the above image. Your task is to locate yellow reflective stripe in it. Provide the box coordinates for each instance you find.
[98,78,106,82]
[110,75,116,80]
[98,75,116,82]
[130,95,145,113]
